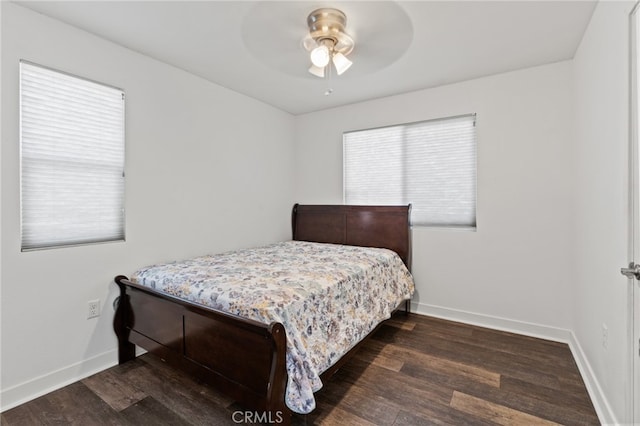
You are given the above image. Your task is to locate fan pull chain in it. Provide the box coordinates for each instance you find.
[324,62,333,96]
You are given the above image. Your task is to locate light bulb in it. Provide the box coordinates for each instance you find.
[310,45,330,68]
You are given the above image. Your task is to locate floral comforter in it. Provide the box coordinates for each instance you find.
[131,240,415,414]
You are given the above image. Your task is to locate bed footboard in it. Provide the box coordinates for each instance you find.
[113,275,290,422]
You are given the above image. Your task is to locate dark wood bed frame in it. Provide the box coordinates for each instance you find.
[113,204,411,424]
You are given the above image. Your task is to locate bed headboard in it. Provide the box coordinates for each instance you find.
[291,204,412,271]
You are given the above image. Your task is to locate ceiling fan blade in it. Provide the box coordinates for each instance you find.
[302,34,317,52]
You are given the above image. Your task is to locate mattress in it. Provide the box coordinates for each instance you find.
[131,240,415,414]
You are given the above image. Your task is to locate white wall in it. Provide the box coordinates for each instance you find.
[0,3,295,409]
[572,1,636,424]
[295,61,575,337]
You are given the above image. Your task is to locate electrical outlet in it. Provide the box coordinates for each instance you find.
[602,323,608,350]
[87,299,100,319]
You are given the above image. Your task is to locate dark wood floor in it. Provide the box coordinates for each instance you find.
[1,314,599,425]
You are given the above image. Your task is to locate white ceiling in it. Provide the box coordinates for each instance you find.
[15,1,597,115]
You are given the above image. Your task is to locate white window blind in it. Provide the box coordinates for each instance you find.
[20,61,125,250]
[344,114,476,228]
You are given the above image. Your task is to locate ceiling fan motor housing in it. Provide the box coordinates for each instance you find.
[306,8,354,55]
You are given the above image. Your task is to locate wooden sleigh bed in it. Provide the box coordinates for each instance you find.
[113,204,412,424]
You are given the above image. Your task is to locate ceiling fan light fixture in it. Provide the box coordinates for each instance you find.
[304,8,354,79]
[308,64,325,78]
[332,52,352,75]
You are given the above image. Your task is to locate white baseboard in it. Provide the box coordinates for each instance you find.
[0,349,118,413]
[411,301,572,342]
[567,332,619,425]
[411,301,616,425]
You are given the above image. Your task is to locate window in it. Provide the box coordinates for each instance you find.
[20,61,125,250]
[343,114,476,228]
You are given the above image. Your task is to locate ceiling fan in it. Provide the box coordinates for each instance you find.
[303,8,354,79]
